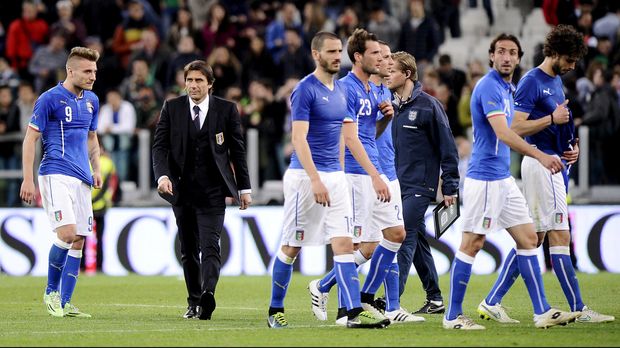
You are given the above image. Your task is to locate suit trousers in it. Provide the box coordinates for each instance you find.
[173,204,225,306]
[398,193,443,302]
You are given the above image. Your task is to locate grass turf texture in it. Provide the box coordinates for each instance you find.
[1,273,619,346]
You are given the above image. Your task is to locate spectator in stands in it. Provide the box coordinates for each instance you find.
[84,36,124,101]
[119,57,164,105]
[16,81,35,132]
[301,1,335,49]
[0,57,20,97]
[166,36,202,88]
[436,83,463,137]
[166,6,203,53]
[134,85,161,133]
[431,0,462,43]
[367,4,401,51]
[593,4,620,47]
[206,46,241,97]
[98,89,137,182]
[111,0,157,69]
[437,54,467,101]
[280,28,314,81]
[265,1,302,65]
[28,30,68,95]
[335,6,359,76]
[202,2,238,58]
[128,28,170,90]
[468,0,494,27]
[421,67,441,96]
[0,84,20,206]
[398,0,441,70]
[542,0,579,27]
[457,71,483,133]
[576,66,620,185]
[187,0,217,31]
[50,0,87,49]
[240,35,277,92]
[5,0,49,79]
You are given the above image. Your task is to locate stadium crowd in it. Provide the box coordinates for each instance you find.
[0,0,620,207]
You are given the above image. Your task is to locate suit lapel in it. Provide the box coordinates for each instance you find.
[205,95,217,139]
[180,96,190,155]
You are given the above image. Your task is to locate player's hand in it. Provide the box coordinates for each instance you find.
[378,101,394,119]
[443,195,457,206]
[311,177,330,207]
[561,137,579,165]
[538,153,564,174]
[157,177,174,196]
[20,180,36,205]
[552,99,570,125]
[92,172,102,189]
[239,193,252,210]
[371,175,391,203]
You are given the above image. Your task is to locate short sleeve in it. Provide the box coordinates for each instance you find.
[29,92,52,132]
[514,76,538,114]
[479,81,506,119]
[290,82,312,122]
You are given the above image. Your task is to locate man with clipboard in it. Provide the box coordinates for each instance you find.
[388,51,460,315]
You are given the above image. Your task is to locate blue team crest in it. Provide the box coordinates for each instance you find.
[408,110,417,121]
[86,100,94,114]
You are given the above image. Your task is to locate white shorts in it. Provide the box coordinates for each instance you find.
[521,156,569,232]
[281,169,352,246]
[461,176,532,235]
[38,174,94,236]
[348,174,403,243]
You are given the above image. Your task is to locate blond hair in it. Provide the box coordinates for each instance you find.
[67,47,100,64]
[392,51,418,82]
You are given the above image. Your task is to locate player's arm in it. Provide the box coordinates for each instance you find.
[342,121,390,202]
[291,120,331,207]
[88,130,102,189]
[488,115,563,174]
[511,100,569,137]
[375,100,394,139]
[20,126,41,205]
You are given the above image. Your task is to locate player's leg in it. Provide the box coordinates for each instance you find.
[443,232,486,330]
[382,254,425,323]
[478,247,520,323]
[268,245,300,328]
[60,180,94,318]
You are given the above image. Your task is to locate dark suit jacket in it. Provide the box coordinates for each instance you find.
[152,94,251,206]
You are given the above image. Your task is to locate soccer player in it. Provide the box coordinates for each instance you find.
[478,25,615,324]
[308,29,407,325]
[21,47,101,318]
[267,31,390,329]
[387,51,459,317]
[442,33,580,330]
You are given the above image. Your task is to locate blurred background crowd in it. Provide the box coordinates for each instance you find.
[0,0,619,207]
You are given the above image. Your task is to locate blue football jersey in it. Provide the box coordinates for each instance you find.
[373,82,396,181]
[341,72,382,175]
[467,69,514,181]
[514,67,575,159]
[30,82,99,186]
[288,74,348,172]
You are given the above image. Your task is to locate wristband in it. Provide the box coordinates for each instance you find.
[550,113,555,125]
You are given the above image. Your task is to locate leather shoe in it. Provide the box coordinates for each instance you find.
[183,305,199,319]
[199,292,216,320]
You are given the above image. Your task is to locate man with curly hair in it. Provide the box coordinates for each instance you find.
[478,25,615,324]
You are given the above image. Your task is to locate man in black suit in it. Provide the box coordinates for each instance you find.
[152,60,252,320]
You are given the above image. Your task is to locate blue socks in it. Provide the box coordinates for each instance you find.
[485,248,519,305]
[446,251,474,320]
[333,254,362,310]
[361,240,401,295]
[269,251,295,309]
[550,246,584,311]
[516,249,551,315]
[61,249,82,307]
[383,257,400,312]
[46,240,70,294]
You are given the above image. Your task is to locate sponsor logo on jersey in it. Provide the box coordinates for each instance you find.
[86,100,94,114]
[543,88,552,95]
[322,96,329,102]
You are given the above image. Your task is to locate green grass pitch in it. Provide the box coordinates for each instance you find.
[1,272,619,346]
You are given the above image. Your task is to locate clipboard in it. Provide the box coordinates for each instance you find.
[432,196,460,239]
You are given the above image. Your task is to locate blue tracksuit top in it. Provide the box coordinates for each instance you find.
[391,81,460,198]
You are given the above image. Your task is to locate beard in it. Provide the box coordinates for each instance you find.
[319,56,340,74]
[552,61,563,75]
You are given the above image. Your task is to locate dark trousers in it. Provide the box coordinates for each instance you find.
[398,193,442,302]
[173,204,225,306]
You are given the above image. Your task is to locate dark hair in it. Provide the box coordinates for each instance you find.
[377,39,389,48]
[488,33,523,67]
[310,31,340,51]
[543,24,587,60]
[347,28,378,62]
[439,54,451,66]
[183,60,215,85]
